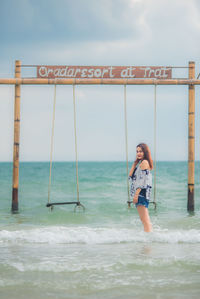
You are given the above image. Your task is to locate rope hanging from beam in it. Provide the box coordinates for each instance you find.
[125,85,157,209]
[123,85,131,207]
[46,84,85,211]
[47,85,57,207]
[73,85,80,204]
[152,85,157,210]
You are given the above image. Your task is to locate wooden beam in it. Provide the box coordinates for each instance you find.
[0,78,200,85]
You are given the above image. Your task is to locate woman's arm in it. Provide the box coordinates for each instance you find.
[133,187,141,203]
[129,163,135,177]
[140,159,150,170]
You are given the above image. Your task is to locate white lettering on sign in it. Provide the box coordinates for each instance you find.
[141,67,171,78]
[108,66,115,78]
[121,67,136,78]
[37,66,172,79]
[38,66,47,77]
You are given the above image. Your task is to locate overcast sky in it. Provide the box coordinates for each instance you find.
[0,0,200,161]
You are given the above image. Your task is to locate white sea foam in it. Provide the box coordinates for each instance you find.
[0,226,200,245]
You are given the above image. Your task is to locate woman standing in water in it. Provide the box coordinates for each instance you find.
[129,143,153,232]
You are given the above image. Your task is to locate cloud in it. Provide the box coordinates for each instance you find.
[0,0,144,45]
[1,0,200,68]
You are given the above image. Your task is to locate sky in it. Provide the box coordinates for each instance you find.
[0,0,200,161]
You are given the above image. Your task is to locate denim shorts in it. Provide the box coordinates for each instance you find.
[135,195,149,208]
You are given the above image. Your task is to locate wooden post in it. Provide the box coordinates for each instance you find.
[188,61,195,212]
[12,60,21,212]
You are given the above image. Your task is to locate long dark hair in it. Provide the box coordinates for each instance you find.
[133,143,153,170]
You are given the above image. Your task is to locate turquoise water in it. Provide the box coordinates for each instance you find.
[1,161,200,298]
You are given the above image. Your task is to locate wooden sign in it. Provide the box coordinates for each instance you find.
[37,65,172,79]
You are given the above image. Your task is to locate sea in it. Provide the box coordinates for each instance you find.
[0,161,200,299]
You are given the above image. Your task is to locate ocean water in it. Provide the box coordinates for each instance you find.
[0,161,200,299]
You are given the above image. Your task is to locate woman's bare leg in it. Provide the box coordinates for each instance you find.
[137,205,152,232]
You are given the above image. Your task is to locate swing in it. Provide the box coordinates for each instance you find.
[125,85,157,209]
[46,85,85,212]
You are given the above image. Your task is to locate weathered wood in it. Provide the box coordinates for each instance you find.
[12,60,21,212]
[0,78,200,85]
[188,61,195,212]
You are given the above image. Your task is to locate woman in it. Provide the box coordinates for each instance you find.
[129,143,153,232]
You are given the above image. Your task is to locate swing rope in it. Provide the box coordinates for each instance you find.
[123,85,131,207]
[48,85,57,206]
[125,84,157,209]
[47,85,155,211]
[153,84,157,209]
[46,84,84,211]
[73,85,80,203]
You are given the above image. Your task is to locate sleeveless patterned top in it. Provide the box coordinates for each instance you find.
[129,161,152,200]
